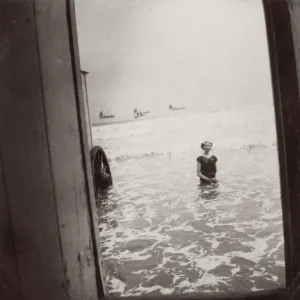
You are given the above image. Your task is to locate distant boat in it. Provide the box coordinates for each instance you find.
[133,108,150,118]
[99,110,115,119]
[169,104,185,111]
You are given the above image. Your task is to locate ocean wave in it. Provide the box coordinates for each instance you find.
[92,105,278,161]
[108,143,277,162]
[114,152,165,162]
[240,143,277,150]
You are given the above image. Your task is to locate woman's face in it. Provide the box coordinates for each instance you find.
[203,143,212,152]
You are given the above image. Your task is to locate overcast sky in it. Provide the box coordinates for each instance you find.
[75,0,273,121]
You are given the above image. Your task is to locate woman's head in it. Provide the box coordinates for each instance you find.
[201,141,213,153]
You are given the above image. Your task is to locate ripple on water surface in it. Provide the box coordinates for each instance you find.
[97,148,285,296]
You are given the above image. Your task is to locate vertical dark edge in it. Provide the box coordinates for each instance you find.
[0,141,22,298]
[262,0,292,287]
[65,0,106,297]
[287,271,300,299]
[1,1,72,298]
[262,0,300,287]
[32,0,71,297]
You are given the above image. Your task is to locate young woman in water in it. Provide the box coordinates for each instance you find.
[196,141,218,184]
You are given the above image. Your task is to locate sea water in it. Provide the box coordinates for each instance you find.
[92,103,284,296]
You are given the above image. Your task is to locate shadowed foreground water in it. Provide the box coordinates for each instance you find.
[96,147,284,296]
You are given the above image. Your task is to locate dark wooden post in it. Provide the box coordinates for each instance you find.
[0,0,106,299]
[263,0,300,290]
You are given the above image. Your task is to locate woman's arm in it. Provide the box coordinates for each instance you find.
[197,162,212,182]
[211,159,217,183]
[213,156,218,173]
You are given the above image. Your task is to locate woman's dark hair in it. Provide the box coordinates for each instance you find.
[201,141,213,150]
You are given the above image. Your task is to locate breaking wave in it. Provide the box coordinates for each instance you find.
[92,104,278,161]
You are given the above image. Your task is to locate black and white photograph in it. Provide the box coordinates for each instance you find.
[75,0,284,296]
[8,0,300,299]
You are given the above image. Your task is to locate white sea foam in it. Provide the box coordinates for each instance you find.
[95,104,284,296]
